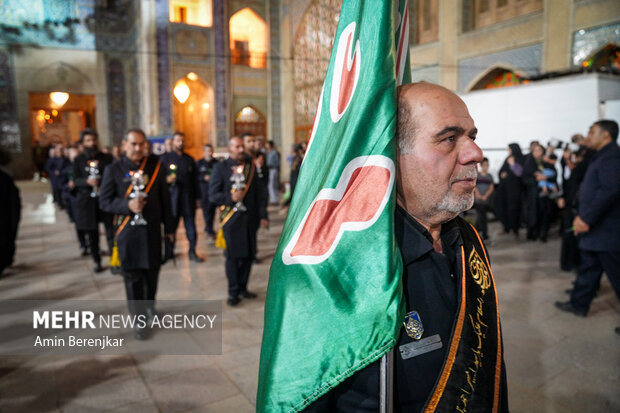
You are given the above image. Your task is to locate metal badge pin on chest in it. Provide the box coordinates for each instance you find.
[403,310,424,340]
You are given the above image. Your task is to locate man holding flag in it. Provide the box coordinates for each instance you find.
[257,1,508,412]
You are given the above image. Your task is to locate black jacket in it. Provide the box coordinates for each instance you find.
[578,141,620,251]
[160,151,199,217]
[99,155,174,271]
[73,151,114,230]
[209,157,268,258]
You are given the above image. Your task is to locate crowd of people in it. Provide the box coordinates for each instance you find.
[472,120,619,334]
[36,127,310,339]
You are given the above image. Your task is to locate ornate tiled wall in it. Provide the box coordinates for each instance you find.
[458,44,543,91]
[572,22,620,66]
[214,0,228,147]
[0,50,20,152]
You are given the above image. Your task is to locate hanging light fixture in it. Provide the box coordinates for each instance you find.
[173,80,190,103]
[49,92,69,108]
[187,72,198,81]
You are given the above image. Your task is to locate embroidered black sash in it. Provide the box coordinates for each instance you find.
[424,220,503,413]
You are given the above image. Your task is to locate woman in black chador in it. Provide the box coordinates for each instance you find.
[494,143,524,237]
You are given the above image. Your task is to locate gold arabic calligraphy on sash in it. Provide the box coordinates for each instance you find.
[468,248,491,295]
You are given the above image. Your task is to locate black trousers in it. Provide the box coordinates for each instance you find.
[570,249,620,313]
[475,202,489,239]
[200,197,217,235]
[85,223,114,263]
[225,256,252,298]
[122,268,160,316]
[165,212,198,257]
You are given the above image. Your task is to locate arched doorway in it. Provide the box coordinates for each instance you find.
[29,92,96,147]
[293,0,342,143]
[172,73,213,159]
[233,105,266,138]
[229,7,268,68]
[467,66,529,91]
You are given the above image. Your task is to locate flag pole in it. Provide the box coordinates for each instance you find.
[379,348,394,413]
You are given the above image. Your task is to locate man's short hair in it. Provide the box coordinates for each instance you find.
[481,157,489,163]
[80,128,98,142]
[594,119,619,141]
[240,132,254,139]
[396,89,416,154]
[125,128,147,140]
[172,131,185,138]
[268,140,275,147]
[203,144,213,150]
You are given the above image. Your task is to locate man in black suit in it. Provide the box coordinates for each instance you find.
[99,128,175,339]
[210,136,268,306]
[160,131,203,262]
[556,120,620,330]
[196,144,219,238]
[73,129,115,273]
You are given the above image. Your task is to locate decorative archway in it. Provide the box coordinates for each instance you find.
[293,0,341,143]
[581,43,620,73]
[466,65,529,91]
[172,73,214,159]
[229,8,267,68]
[233,105,266,138]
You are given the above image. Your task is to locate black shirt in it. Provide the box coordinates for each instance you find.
[307,206,462,412]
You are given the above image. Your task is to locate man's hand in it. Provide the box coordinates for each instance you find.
[260,218,269,229]
[166,175,177,184]
[87,177,99,187]
[573,216,590,235]
[68,180,75,190]
[128,198,146,213]
[166,233,175,243]
[231,190,243,203]
[203,175,210,182]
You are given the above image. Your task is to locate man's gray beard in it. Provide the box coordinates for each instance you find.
[436,192,475,215]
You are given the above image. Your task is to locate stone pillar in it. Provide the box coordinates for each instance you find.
[139,0,160,136]
[268,0,282,146]
[543,0,573,72]
[213,0,229,147]
[439,0,459,90]
[155,0,173,133]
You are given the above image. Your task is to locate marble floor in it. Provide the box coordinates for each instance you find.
[0,181,618,413]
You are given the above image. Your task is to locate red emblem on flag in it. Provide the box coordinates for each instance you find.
[330,22,360,123]
[282,156,394,265]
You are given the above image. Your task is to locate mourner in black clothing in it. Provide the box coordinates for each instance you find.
[558,146,593,271]
[556,120,620,332]
[307,83,508,412]
[523,143,554,241]
[60,146,87,255]
[494,143,524,237]
[196,144,219,237]
[210,137,269,306]
[99,128,175,340]
[73,129,115,272]
[45,144,70,208]
[160,132,203,263]
[0,149,21,276]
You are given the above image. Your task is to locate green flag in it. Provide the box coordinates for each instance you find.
[257,1,411,411]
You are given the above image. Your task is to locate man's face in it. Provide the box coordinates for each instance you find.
[82,134,97,149]
[125,131,146,163]
[254,137,264,153]
[164,138,173,151]
[204,146,213,159]
[585,124,609,151]
[243,135,256,155]
[228,137,245,161]
[396,84,483,226]
[173,134,184,152]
